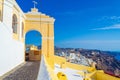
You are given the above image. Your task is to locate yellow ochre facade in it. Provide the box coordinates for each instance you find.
[0,0,120,80]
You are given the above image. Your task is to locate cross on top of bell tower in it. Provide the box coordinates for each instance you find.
[33,1,37,9]
[31,1,38,12]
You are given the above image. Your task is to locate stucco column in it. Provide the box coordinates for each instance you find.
[41,37,48,57]
[48,37,54,69]
[47,23,54,69]
[41,36,54,69]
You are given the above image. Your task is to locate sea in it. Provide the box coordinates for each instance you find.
[115,55,120,61]
[107,51,120,61]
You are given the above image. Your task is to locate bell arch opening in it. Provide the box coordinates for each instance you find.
[25,30,42,61]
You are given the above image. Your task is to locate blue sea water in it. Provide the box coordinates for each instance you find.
[115,56,120,61]
[106,51,120,61]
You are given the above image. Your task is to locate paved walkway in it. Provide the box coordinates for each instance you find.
[2,61,40,80]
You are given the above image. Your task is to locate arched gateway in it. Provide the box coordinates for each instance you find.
[25,8,55,68]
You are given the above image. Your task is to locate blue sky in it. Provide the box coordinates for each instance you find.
[25,30,41,46]
[17,0,120,51]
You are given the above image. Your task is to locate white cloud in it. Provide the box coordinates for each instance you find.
[109,16,120,20]
[59,40,120,44]
[91,24,120,30]
[99,16,120,21]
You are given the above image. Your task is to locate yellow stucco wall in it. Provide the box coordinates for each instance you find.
[66,62,95,72]
[54,56,95,72]
[12,33,19,41]
[29,50,41,61]
[96,71,120,80]
[54,56,67,68]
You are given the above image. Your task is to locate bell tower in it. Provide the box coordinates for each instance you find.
[24,1,55,69]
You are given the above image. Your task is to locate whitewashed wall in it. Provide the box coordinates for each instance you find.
[0,0,25,76]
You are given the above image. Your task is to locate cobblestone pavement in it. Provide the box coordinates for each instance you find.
[3,61,40,80]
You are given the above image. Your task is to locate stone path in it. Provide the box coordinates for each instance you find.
[3,61,40,80]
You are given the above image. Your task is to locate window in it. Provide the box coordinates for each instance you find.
[0,0,4,22]
[0,10,1,21]
[12,14,18,33]
[22,22,24,37]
